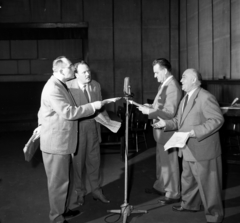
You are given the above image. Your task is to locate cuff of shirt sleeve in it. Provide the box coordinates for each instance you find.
[90,103,96,113]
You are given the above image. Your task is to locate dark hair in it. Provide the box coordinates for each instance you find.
[152,58,172,72]
[74,60,89,71]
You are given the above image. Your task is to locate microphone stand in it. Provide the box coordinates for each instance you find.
[107,90,147,223]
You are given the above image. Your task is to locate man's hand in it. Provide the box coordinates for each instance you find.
[152,117,166,129]
[92,101,103,110]
[138,106,149,115]
[143,103,151,107]
[33,126,41,140]
[189,130,196,137]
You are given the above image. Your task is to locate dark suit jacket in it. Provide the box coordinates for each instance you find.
[38,75,95,155]
[67,78,109,142]
[165,87,224,161]
[148,76,182,144]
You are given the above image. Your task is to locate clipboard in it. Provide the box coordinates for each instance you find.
[23,133,40,162]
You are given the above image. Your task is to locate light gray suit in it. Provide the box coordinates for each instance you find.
[148,76,182,199]
[165,87,224,222]
[38,75,94,223]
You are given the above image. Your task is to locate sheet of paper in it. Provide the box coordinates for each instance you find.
[129,100,149,108]
[164,132,191,151]
[95,114,121,133]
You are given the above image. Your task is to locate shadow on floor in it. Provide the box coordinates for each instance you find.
[0,131,240,223]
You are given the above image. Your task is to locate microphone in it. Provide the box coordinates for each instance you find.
[123,77,131,96]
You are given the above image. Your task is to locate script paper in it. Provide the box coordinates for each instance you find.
[129,100,150,108]
[95,114,121,133]
[164,132,191,151]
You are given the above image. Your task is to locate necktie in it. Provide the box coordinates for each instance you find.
[83,85,90,102]
[182,94,189,113]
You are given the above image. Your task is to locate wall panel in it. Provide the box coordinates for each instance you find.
[231,0,240,79]
[11,40,37,59]
[142,60,159,102]
[38,40,82,59]
[170,0,180,79]
[114,0,141,102]
[199,0,212,79]
[213,0,230,79]
[61,0,83,22]
[84,0,114,101]
[187,0,198,69]
[90,60,114,109]
[18,60,30,74]
[180,0,187,75]
[0,0,30,23]
[31,59,52,75]
[30,0,61,22]
[0,0,180,116]
[0,41,10,59]
[0,61,18,74]
[142,0,170,102]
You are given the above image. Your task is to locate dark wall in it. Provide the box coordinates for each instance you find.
[0,82,44,114]
[180,0,240,102]
[0,0,179,116]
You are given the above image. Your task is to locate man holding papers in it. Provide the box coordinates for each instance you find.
[153,68,224,223]
[67,61,119,206]
[138,58,182,204]
[35,56,104,223]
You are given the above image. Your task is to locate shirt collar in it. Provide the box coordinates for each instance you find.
[186,87,198,101]
[78,81,87,90]
[161,75,173,89]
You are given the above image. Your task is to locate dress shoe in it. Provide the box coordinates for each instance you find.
[145,188,165,196]
[158,197,180,205]
[63,209,81,219]
[77,195,85,206]
[92,191,110,203]
[172,205,198,212]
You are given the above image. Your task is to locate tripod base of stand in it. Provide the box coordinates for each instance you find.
[108,202,147,223]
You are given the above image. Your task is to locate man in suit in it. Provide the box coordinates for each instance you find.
[138,58,182,204]
[153,68,224,223]
[35,56,103,223]
[66,61,111,206]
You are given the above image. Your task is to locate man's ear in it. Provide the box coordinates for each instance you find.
[192,77,197,84]
[164,68,168,75]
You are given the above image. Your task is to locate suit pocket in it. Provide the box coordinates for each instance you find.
[50,129,69,152]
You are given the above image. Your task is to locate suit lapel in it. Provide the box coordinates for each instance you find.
[153,85,163,106]
[153,77,173,107]
[68,81,78,106]
[53,76,77,106]
[179,87,201,127]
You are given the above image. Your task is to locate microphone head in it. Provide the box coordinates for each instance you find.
[123,77,131,96]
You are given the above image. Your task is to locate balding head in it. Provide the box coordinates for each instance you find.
[52,56,71,72]
[180,68,202,93]
[52,56,74,82]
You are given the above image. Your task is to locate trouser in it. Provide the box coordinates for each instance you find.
[42,152,71,223]
[181,156,224,222]
[153,143,180,199]
[73,120,101,197]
